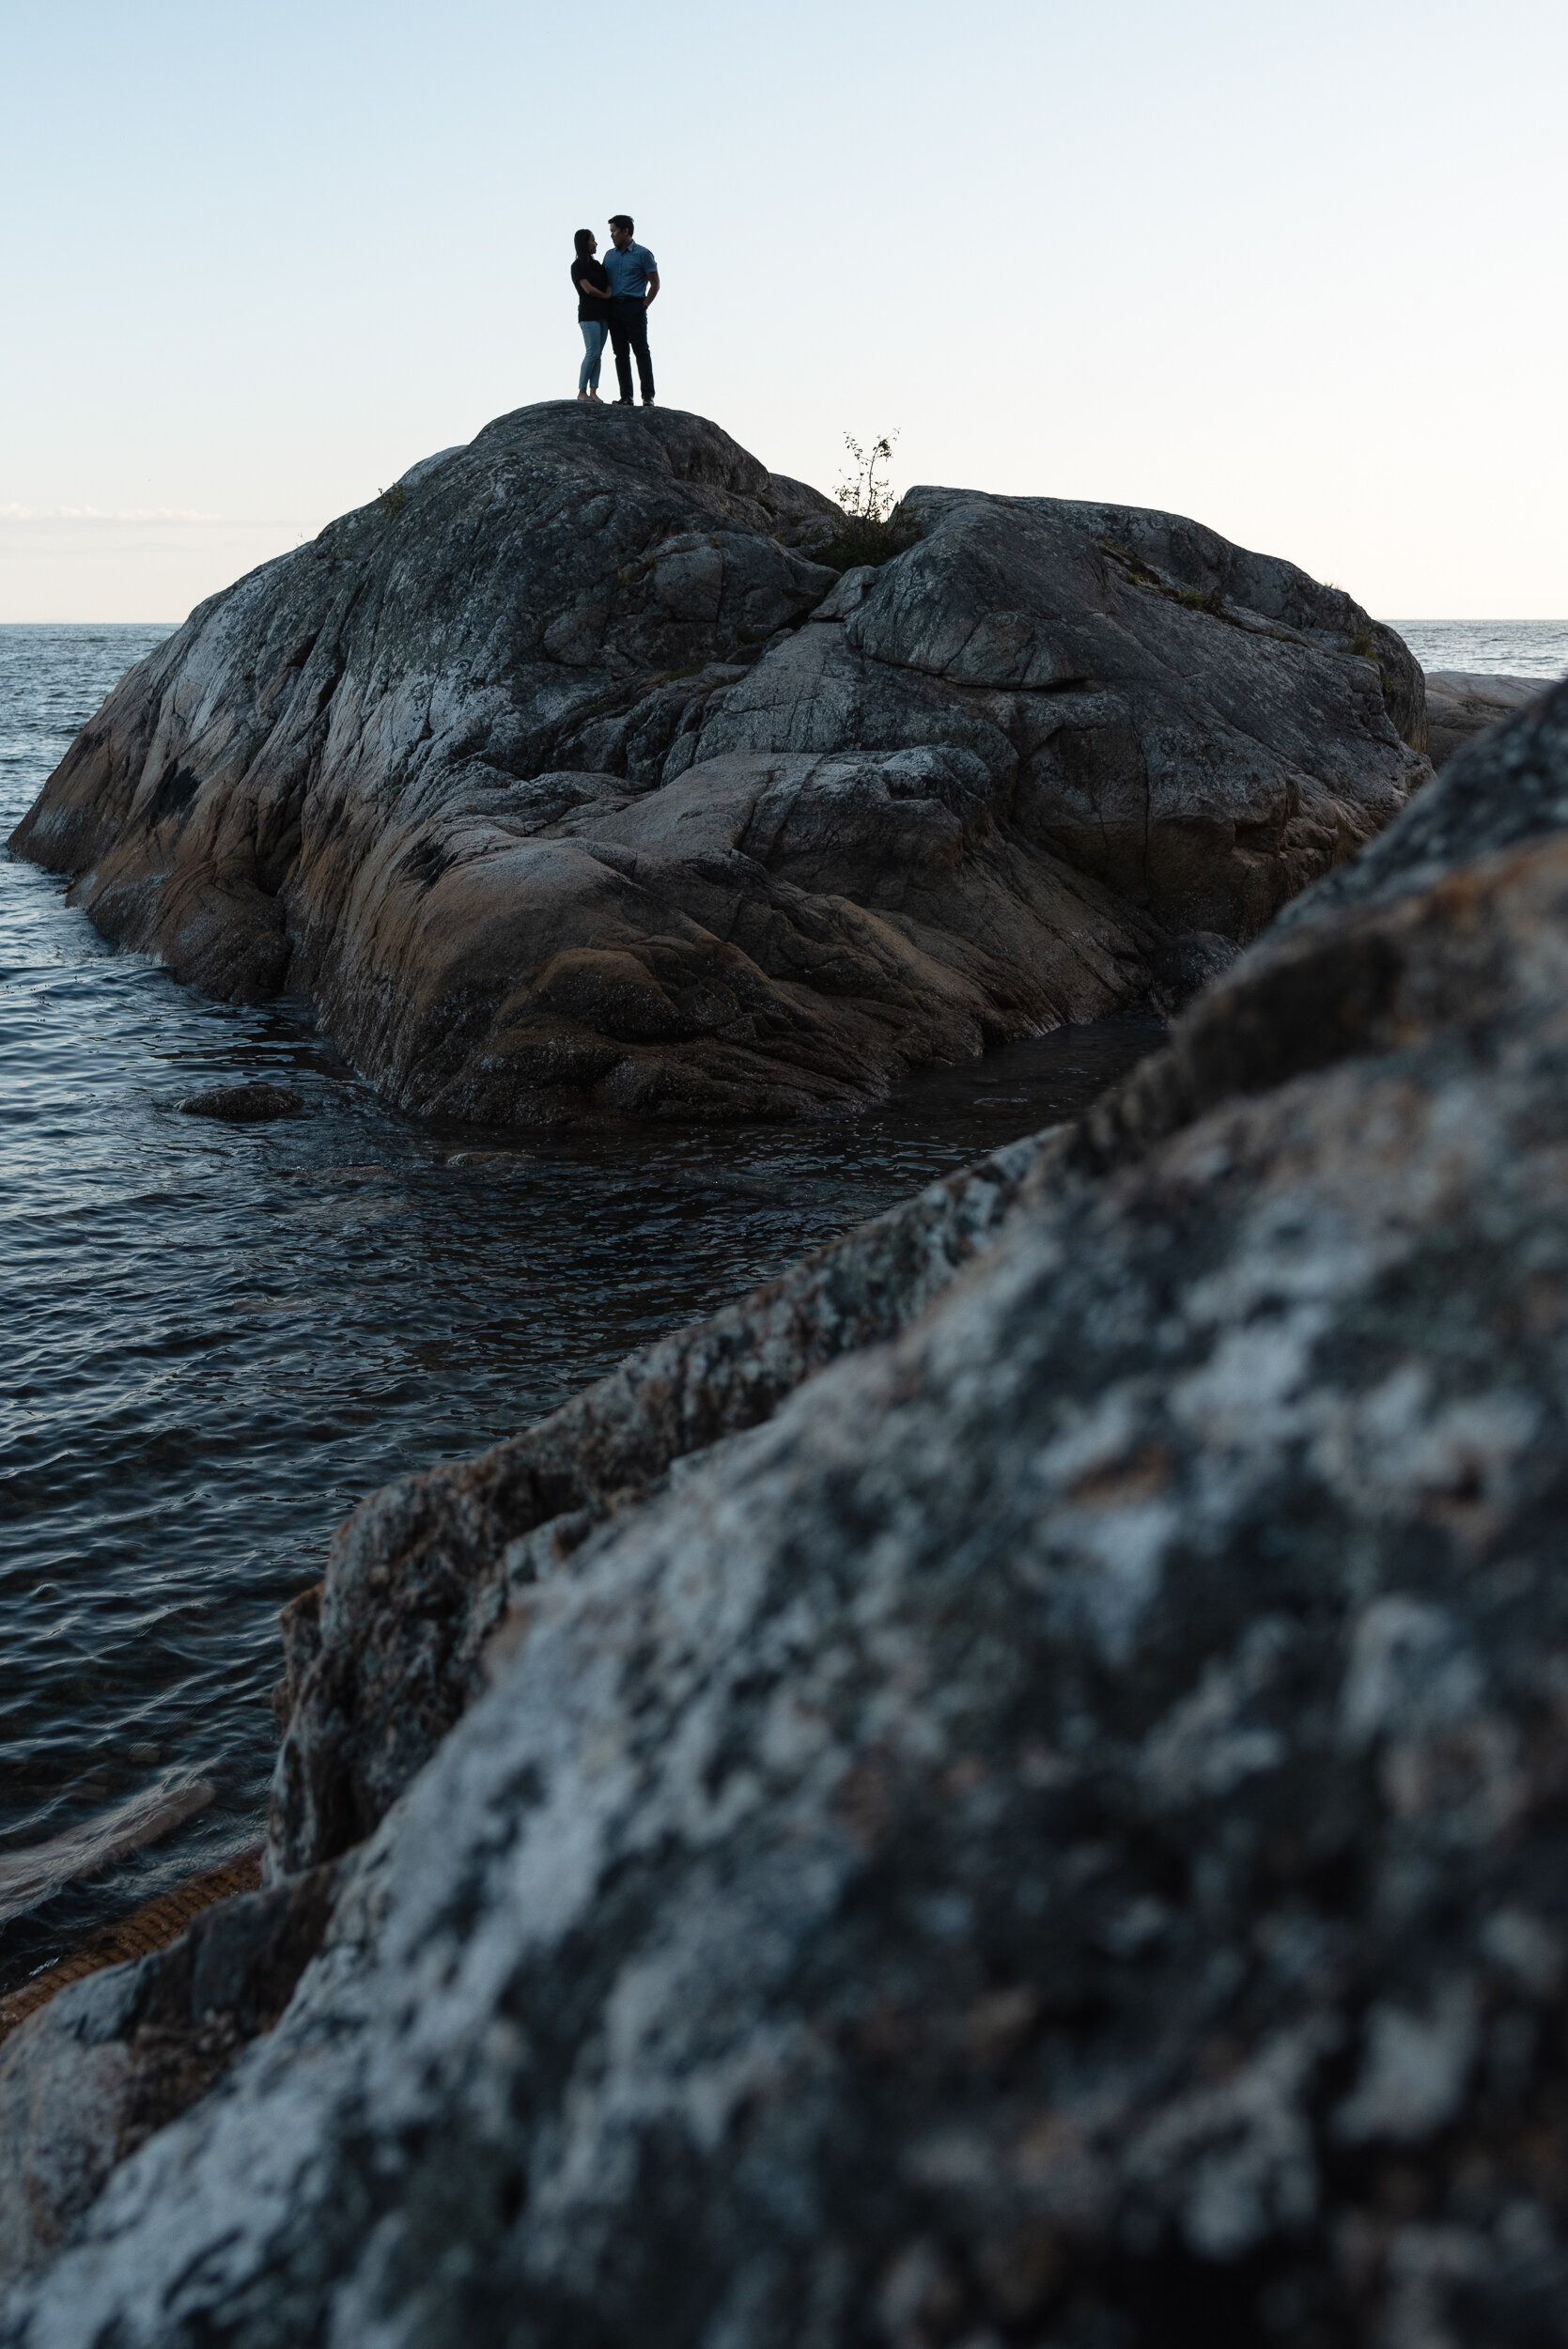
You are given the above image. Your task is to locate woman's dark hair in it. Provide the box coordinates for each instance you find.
[574,228,595,257]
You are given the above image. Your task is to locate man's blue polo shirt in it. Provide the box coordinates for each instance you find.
[603,241,657,299]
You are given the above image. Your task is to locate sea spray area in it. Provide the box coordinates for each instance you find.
[0,623,1158,1989]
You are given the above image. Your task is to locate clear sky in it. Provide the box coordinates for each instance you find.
[3,0,1563,624]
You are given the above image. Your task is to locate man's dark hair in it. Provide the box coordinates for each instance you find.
[608,213,634,232]
[574,228,595,257]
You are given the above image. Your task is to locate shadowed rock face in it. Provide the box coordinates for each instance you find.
[1424,668,1555,769]
[0,1866,334,2281]
[8,404,1427,1124]
[6,692,1568,2348]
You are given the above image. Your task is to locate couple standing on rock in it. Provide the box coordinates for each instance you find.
[573,215,659,407]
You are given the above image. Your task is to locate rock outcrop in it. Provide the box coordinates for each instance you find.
[8,405,1427,1124]
[1424,667,1556,769]
[6,688,1568,2347]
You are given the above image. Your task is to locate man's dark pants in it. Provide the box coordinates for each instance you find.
[609,296,654,402]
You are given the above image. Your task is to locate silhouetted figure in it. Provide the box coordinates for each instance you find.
[572,229,613,401]
[603,213,659,406]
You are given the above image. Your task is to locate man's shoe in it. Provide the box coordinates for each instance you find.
[642,397,656,407]
[614,397,634,406]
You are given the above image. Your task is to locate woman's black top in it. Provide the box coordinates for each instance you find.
[573,257,611,320]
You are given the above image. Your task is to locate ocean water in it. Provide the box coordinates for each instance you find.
[0,624,1162,1989]
[1387,617,1568,681]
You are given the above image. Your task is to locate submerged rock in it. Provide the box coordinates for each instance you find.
[176,1082,303,1122]
[6,691,1568,2347]
[8,405,1428,1127]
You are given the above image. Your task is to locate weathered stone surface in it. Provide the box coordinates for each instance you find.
[7,692,1568,2348]
[1260,672,1568,942]
[1424,666,1556,769]
[8,406,1426,1125]
[0,1865,333,2280]
[177,1082,303,1122]
[749,490,1427,938]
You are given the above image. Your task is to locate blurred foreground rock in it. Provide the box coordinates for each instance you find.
[4,686,1568,2345]
[8,405,1426,1126]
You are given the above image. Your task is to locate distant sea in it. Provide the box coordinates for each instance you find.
[1387,618,1568,680]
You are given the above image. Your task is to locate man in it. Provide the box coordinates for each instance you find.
[603,213,659,407]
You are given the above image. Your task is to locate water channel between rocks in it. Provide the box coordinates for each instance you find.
[0,624,1164,1994]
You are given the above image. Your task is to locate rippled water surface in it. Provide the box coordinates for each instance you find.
[1,623,1170,1989]
[1388,618,1568,681]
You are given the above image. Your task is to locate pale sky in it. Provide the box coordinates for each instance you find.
[3,0,1563,625]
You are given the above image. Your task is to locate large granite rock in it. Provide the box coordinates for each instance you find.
[6,688,1568,2348]
[8,406,1427,1124]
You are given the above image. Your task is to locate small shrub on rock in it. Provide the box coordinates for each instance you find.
[814,431,921,574]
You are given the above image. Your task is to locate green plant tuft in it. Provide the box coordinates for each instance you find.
[376,482,408,519]
[1100,538,1219,614]
[813,430,921,575]
[1100,537,1160,587]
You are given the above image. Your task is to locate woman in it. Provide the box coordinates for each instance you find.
[572,229,612,401]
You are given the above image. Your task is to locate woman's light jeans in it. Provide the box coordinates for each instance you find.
[579,319,609,392]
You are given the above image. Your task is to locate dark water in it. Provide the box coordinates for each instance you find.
[0,623,1163,1992]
